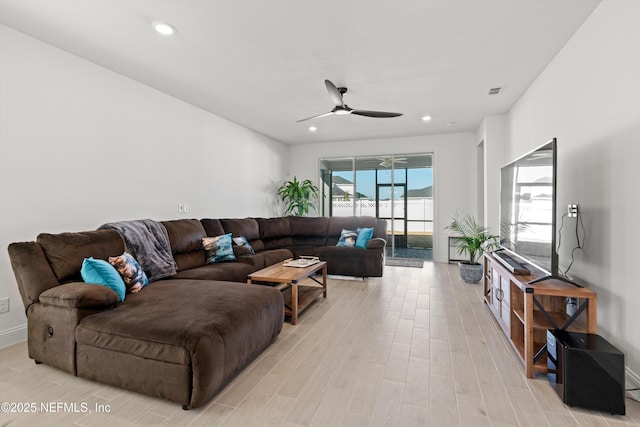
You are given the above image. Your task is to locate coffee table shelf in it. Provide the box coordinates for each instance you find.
[247,261,327,325]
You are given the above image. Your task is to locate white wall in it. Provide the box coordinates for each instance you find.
[476,115,507,235]
[506,0,640,380]
[288,133,477,263]
[0,25,288,347]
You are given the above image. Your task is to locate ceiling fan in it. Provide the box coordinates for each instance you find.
[296,79,403,122]
[377,157,407,168]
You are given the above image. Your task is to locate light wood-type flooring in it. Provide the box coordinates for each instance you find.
[1,263,639,426]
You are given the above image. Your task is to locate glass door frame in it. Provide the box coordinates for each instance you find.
[319,153,435,260]
[376,183,407,258]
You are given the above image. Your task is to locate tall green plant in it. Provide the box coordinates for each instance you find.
[277,177,319,216]
[446,211,499,264]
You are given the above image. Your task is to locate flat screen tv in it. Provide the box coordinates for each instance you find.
[499,138,573,284]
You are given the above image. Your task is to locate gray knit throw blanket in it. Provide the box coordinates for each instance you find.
[99,219,177,282]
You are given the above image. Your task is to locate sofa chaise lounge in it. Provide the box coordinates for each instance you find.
[7,216,386,408]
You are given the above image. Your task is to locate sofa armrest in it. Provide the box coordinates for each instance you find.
[38,282,120,309]
[366,237,387,249]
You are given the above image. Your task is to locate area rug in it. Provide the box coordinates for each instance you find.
[385,258,424,268]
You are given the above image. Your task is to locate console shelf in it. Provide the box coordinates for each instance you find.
[483,252,597,378]
[512,307,586,333]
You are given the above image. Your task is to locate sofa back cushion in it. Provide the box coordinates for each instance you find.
[220,218,264,252]
[200,218,226,237]
[256,217,293,250]
[289,216,329,246]
[161,219,207,271]
[37,230,125,283]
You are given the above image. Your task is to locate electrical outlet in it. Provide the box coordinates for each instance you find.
[0,297,9,314]
[568,204,579,218]
[178,204,184,213]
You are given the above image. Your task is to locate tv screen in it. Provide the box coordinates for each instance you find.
[500,138,557,276]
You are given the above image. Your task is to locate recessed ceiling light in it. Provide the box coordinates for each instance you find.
[152,21,177,36]
[421,115,432,122]
[308,126,318,132]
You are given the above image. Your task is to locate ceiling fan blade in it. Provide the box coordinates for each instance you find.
[324,79,345,108]
[351,109,403,118]
[296,111,334,122]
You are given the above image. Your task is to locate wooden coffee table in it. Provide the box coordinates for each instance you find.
[247,261,327,325]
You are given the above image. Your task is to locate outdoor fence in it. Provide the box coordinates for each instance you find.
[332,198,434,233]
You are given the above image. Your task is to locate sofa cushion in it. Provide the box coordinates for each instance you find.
[256,217,291,239]
[233,236,255,254]
[162,219,207,254]
[290,246,322,259]
[37,230,125,283]
[81,258,126,301]
[200,218,226,237]
[221,218,260,242]
[289,216,330,236]
[171,262,254,282]
[161,219,207,271]
[256,217,293,250]
[336,229,358,247]
[355,227,375,249]
[225,248,293,272]
[109,252,149,294]
[289,216,329,246]
[203,234,236,263]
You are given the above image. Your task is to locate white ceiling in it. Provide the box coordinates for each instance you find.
[0,0,600,145]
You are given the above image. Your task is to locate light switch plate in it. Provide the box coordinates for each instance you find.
[0,297,9,314]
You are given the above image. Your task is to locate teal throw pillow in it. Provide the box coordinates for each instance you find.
[355,227,375,248]
[108,252,149,294]
[203,233,236,263]
[232,236,255,254]
[81,257,126,302]
[336,229,358,247]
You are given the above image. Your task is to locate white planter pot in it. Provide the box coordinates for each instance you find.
[458,262,483,283]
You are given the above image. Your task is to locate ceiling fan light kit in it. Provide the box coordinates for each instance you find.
[297,79,403,122]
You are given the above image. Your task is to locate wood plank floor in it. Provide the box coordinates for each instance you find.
[1,263,639,426]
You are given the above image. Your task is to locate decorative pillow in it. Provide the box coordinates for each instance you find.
[81,257,126,302]
[203,233,236,263]
[108,252,148,294]
[336,229,358,247]
[355,227,375,249]
[232,236,255,254]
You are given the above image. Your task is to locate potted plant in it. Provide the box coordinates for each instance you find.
[277,177,319,216]
[445,211,499,283]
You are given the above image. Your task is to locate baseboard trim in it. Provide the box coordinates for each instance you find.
[626,367,640,400]
[0,324,27,349]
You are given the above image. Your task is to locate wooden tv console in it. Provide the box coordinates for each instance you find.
[482,252,597,378]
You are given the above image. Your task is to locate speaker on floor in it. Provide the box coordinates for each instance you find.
[547,329,625,415]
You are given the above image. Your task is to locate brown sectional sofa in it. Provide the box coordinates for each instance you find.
[7,216,386,409]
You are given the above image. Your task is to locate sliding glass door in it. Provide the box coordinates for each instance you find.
[320,153,433,260]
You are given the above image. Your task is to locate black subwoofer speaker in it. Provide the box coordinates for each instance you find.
[547,330,625,415]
